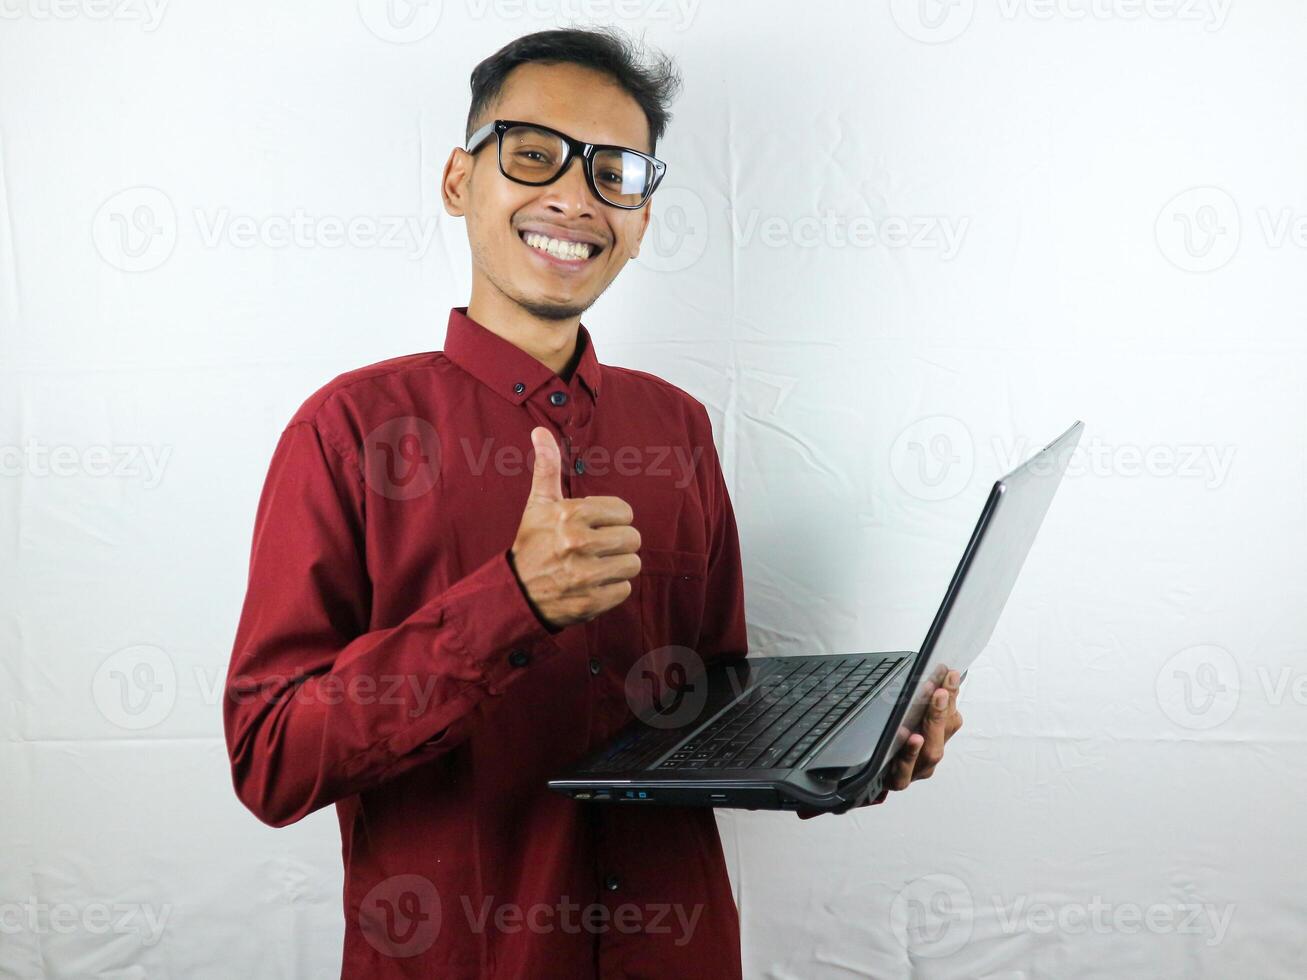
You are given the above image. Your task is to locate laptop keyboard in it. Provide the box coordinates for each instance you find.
[589,654,906,774]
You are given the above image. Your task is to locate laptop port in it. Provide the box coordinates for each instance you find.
[573,791,593,800]
[592,791,611,800]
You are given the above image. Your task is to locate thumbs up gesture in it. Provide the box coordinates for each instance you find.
[508,427,642,630]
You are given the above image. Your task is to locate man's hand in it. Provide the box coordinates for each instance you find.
[509,427,642,630]
[882,668,964,790]
[796,668,964,819]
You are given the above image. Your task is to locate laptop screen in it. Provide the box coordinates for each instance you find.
[874,420,1084,769]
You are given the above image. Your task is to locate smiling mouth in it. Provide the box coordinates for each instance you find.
[519,229,604,264]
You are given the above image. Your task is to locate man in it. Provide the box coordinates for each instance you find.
[223,26,963,979]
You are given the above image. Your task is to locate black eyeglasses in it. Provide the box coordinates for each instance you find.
[465,119,667,210]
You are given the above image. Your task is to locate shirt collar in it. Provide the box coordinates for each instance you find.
[443,306,602,406]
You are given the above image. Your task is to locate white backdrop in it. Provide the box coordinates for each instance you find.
[3,2,1304,977]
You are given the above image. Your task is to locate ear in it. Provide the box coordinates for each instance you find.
[442,148,473,217]
[629,199,654,259]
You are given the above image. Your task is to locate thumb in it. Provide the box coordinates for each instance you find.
[528,426,563,504]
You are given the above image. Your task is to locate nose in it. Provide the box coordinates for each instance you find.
[540,154,599,217]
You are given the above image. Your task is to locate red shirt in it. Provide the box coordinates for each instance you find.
[224,306,749,979]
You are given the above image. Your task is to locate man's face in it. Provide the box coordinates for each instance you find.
[444,62,655,321]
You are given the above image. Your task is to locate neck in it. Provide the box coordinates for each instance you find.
[467,284,581,378]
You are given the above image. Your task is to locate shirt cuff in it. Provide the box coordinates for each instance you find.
[441,547,564,695]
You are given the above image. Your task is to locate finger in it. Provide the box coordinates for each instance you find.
[945,670,964,737]
[888,734,923,791]
[573,494,635,528]
[588,552,642,588]
[947,709,964,739]
[891,735,923,790]
[584,523,642,558]
[919,686,950,771]
[586,578,634,613]
[527,427,563,504]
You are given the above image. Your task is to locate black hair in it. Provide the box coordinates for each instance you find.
[465,26,682,154]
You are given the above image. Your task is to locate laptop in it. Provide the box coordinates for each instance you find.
[548,420,1083,812]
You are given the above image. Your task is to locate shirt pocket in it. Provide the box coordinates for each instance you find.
[638,546,709,655]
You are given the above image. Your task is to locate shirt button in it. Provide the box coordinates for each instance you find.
[513,382,525,394]
[550,391,568,406]
[603,874,620,892]
[508,649,530,668]
[588,657,601,676]
[574,458,585,475]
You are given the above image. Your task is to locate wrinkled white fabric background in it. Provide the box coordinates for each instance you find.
[2,1,1302,977]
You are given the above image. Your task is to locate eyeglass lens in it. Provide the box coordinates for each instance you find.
[500,125,654,207]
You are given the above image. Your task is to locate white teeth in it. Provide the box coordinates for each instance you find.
[523,232,594,260]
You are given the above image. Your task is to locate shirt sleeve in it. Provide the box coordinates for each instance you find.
[694,406,749,664]
[223,419,560,828]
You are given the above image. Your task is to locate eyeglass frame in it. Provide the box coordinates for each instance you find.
[464,118,667,210]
